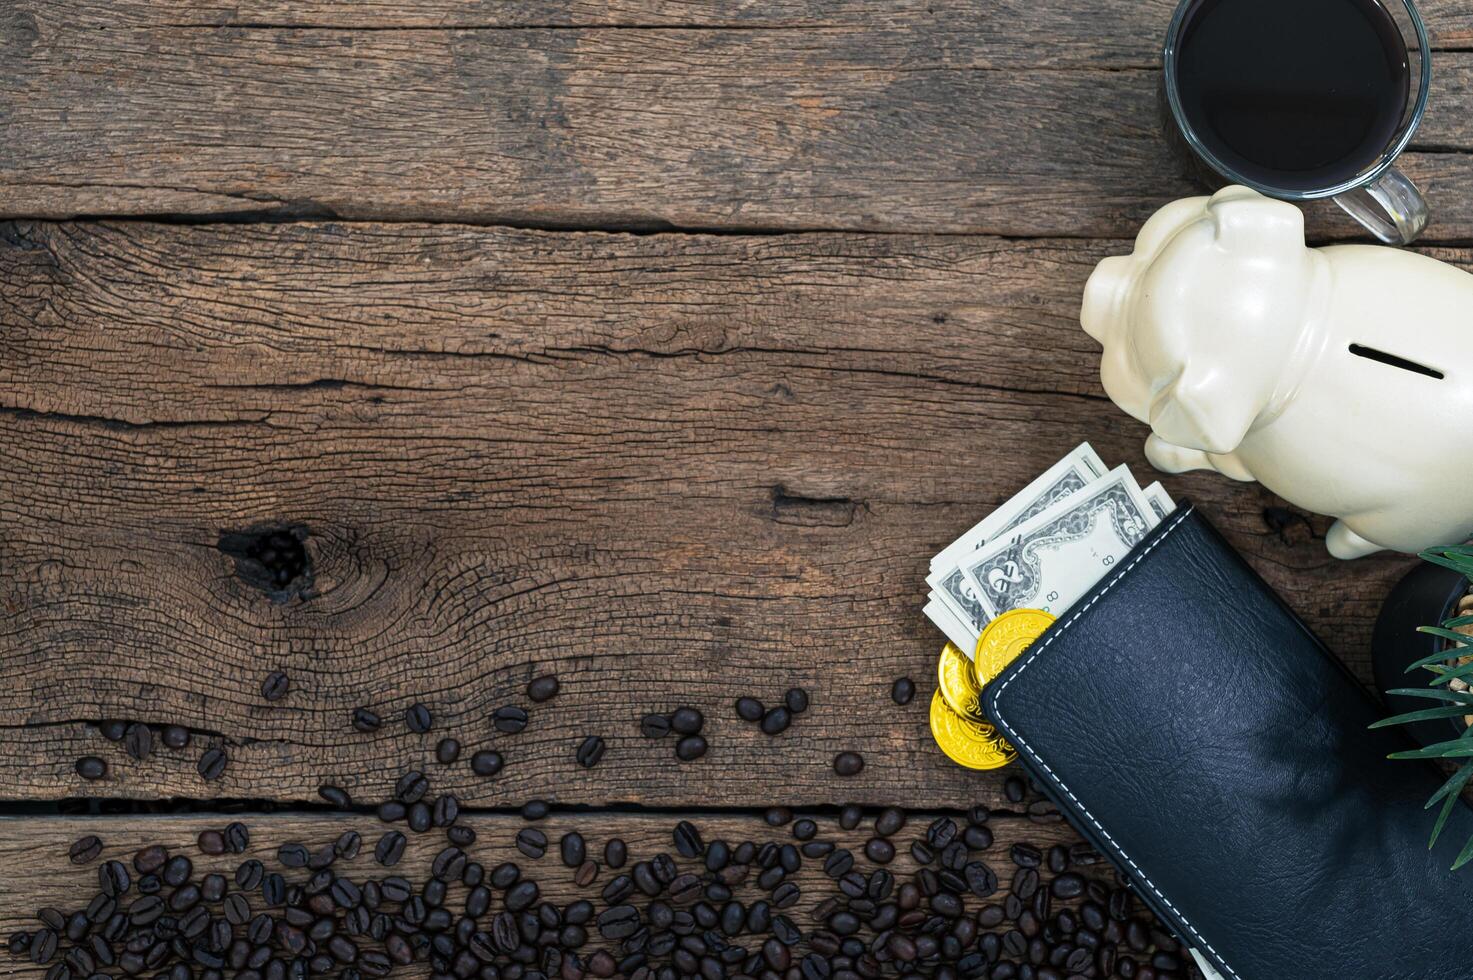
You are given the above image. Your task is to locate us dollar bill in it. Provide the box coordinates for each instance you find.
[926,443,1106,638]
[960,465,1157,619]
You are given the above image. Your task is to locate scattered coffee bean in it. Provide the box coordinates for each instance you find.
[1004,774,1026,802]
[351,707,381,733]
[604,839,628,869]
[784,688,809,713]
[197,829,225,855]
[196,747,228,781]
[521,799,550,820]
[675,735,707,761]
[68,836,103,865]
[75,757,106,780]
[891,677,916,705]
[406,702,432,733]
[832,751,864,776]
[261,671,290,702]
[765,807,793,826]
[528,675,561,702]
[123,723,153,761]
[735,697,764,721]
[670,707,704,735]
[576,735,606,768]
[640,713,672,738]
[492,705,528,734]
[470,750,503,777]
[874,807,905,837]
[98,720,127,742]
[318,784,352,808]
[839,804,863,830]
[760,706,791,735]
[160,725,190,750]
[434,737,460,764]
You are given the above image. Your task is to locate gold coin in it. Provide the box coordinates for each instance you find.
[974,608,1057,686]
[936,642,985,721]
[929,690,1016,770]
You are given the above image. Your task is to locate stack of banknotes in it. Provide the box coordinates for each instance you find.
[923,443,1175,770]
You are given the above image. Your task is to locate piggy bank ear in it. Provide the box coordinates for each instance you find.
[1208,185,1306,254]
[1148,368,1258,455]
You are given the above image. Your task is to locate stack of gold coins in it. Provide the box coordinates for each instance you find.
[929,608,1055,770]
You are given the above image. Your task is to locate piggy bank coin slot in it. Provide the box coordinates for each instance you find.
[1347,343,1444,380]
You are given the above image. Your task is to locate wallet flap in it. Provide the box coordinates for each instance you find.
[982,506,1473,980]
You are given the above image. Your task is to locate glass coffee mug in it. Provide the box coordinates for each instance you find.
[1162,0,1431,244]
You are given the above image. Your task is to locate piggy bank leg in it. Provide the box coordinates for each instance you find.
[1326,520,1383,559]
[1144,434,1214,474]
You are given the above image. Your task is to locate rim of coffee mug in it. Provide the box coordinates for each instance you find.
[1162,0,1431,201]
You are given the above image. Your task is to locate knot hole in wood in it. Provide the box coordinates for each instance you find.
[217,524,314,602]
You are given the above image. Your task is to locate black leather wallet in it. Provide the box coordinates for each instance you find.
[982,504,1473,980]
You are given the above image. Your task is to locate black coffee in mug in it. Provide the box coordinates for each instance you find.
[1172,0,1410,193]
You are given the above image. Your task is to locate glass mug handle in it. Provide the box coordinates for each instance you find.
[1333,166,1429,245]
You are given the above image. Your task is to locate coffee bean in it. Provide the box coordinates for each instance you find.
[1010,842,1042,868]
[351,707,381,732]
[98,719,127,741]
[522,799,550,820]
[574,859,599,887]
[832,752,864,777]
[791,818,817,842]
[406,703,433,733]
[516,828,548,859]
[873,807,905,837]
[365,831,404,869]
[121,722,153,761]
[505,880,540,911]
[823,850,854,878]
[735,697,764,721]
[675,735,708,761]
[784,688,809,713]
[1004,774,1026,802]
[260,670,290,702]
[395,769,430,804]
[1051,872,1085,899]
[75,756,107,780]
[407,800,432,832]
[528,675,561,702]
[640,713,672,738]
[224,821,249,853]
[672,820,704,858]
[155,725,189,751]
[758,707,790,736]
[576,735,606,768]
[890,677,916,705]
[864,838,894,864]
[671,707,704,735]
[492,705,528,733]
[604,839,628,869]
[838,804,863,830]
[134,842,167,872]
[318,784,352,808]
[470,750,503,777]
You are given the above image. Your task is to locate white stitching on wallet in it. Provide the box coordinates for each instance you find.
[990,508,1241,980]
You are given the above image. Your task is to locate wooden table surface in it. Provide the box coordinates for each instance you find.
[1,0,1463,975]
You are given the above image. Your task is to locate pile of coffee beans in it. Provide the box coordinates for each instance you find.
[731,689,810,739]
[9,787,1203,980]
[640,708,707,762]
[76,721,213,784]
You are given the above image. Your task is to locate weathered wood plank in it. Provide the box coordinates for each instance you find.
[0,811,1121,979]
[4,3,1473,236]
[0,221,1415,805]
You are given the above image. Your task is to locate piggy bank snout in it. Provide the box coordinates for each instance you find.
[1081,255,1134,343]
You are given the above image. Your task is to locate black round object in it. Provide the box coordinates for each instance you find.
[1372,560,1468,748]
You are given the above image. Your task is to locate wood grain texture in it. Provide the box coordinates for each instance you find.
[0,810,1094,978]
[3,0,1472,236]
[0,220,1415,805]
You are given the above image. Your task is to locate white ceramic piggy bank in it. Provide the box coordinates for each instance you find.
[1082,185,1473,559]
